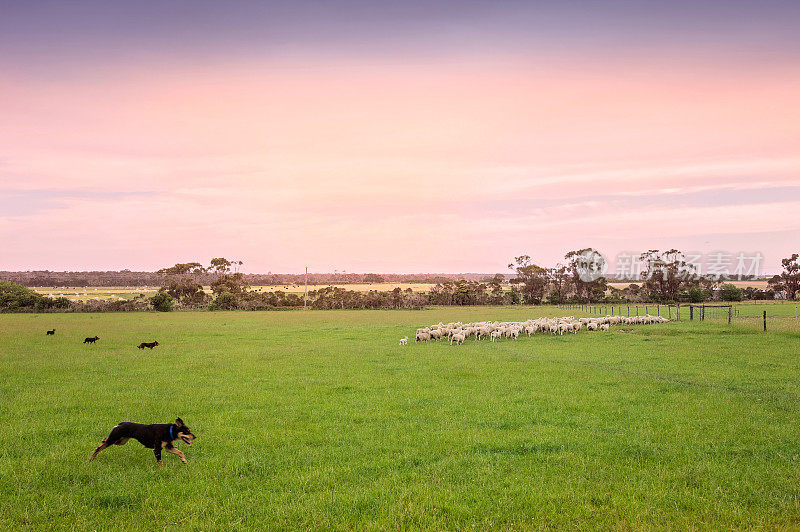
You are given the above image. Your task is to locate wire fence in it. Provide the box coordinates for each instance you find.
[557,303,800,333]
[558,303,679,320]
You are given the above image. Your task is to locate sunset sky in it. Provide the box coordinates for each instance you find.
[1,1,798,274]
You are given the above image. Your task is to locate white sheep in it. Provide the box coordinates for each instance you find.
[399,336,408,346]
[450,332,466,345]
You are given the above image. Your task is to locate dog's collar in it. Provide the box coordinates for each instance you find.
[169,425,174,440]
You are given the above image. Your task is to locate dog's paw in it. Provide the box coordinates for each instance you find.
[157,460,164,467]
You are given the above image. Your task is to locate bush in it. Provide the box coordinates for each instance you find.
[688,287,705,303]
[0,281,52,311]
[720,283,743,302]
[150,291,174,312]
[53,297,72,309]
[214,291,238,310]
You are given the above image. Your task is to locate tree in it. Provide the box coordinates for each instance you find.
[768,253,800,299]
[508,255,548,304]
[487,274,506,305]
[720,283,743,302]
[363,273,384,283]
[564,249,607,303]
[210,272,248,295]
[157,261,208,308]
[156,262,205,275]
[150,291,174,312]
[209,258,233,275]
[546,264,572,303]
[162,277,206,306]
[639,249,695,302]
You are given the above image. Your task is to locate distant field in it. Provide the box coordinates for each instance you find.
[35,280,772,302]
[32,286,158,301]
[2,304,799,529]
[250,283,437,294]
[32,283,437,301]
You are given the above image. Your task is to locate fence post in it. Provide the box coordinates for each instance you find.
[668,305,672,320]
[795,305,798,319]
[645,305,648,315]
[763,310,767,332]
[676,304,680,321]
[728,306,731,325]
[690,306,693,320]
[636,306,639,316]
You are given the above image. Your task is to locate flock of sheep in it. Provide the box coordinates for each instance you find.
[410,314,670,345]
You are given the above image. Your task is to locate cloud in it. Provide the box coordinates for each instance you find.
[1,55,799,272]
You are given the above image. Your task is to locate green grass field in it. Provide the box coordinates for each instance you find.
[2,306,800,530]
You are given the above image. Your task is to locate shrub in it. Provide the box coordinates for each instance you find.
[720,283,743,302]
[53,297,72,309]
[214,291,238,310]
[688,287,705,303]
[150,291,174,312]
[0,281,52,311]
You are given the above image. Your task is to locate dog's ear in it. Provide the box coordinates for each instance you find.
[175,418,184,427]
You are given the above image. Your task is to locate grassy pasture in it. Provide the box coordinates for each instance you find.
[1,305,800,530]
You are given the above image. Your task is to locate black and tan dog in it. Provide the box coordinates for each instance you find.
[137,341,159,349]
[89,418,195,466]
[83,336,100,344]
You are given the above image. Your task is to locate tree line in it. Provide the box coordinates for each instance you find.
[1,251,797,312]
[0,269,488,288]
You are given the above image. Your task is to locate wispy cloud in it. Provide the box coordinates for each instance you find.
[1,4,799,272]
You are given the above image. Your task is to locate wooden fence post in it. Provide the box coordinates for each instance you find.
[690,306,693,320]
[728,306,732,325]
[676,304,680,321]
[763,310,767,331]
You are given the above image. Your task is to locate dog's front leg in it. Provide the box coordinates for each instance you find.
[154,446,163,466]
[165,445,187,464]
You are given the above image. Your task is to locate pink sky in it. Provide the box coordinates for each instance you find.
[1,8,799,274]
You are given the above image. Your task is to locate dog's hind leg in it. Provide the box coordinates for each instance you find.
[90,425,125,460]
[89,441,110,461]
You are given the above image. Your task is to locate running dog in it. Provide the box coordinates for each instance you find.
[89,418,195,466]
[137,341,159,349]
[83,336,100,344]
